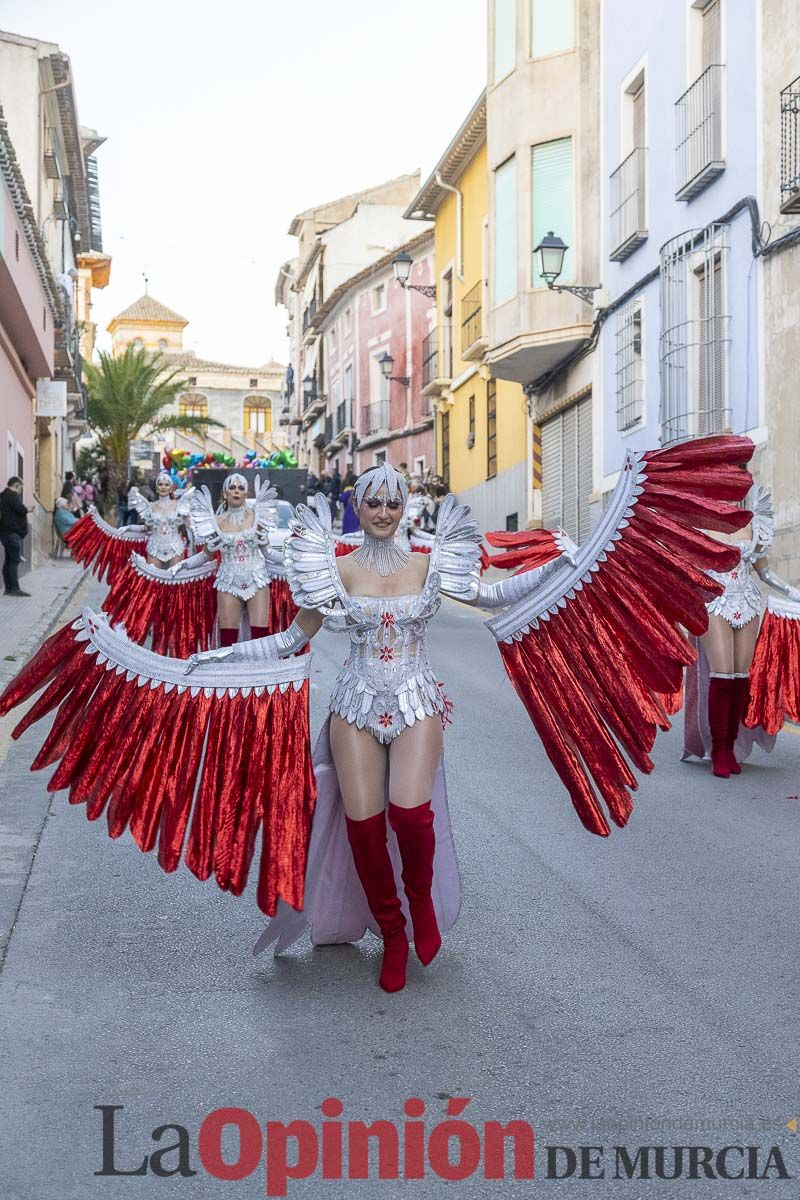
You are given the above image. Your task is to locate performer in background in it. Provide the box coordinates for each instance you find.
[0,437,755,994]
[683,484,800,777]
[126,472,189,568]
[174,473,276,644]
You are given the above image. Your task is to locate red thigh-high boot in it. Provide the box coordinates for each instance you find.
[726,675,750,775]
[387,801,441,966]
[249,626,268,639]
[708,675,733,778]
[345,812,408,993]
[219,628,238,647]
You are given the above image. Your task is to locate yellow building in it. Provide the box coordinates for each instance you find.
[405,92,530,531]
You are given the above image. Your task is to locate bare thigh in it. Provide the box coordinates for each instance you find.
[699,613,735,674]
[217,591,245,630]
[733,615,761,675]
[329,715,388,820]
[388,716,443,810]
[148,553,182,569]
[246,586,270,628]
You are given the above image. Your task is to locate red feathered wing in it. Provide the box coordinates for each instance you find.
[746,596,800,733]
[64,507,149,584]
[484,528,563,574]
[0,611,316,915]
[101,553,219,659]
[486,435,754,836]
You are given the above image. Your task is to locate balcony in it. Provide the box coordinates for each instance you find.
[324,400,354,453]
[360,401,391,446]
[609,148,648,261]
[302,297,317,337]
[780,76,800,214]
[421,325,454,397]
[43,129,61,180]
[460,282,487,361]
[675,64,725,201]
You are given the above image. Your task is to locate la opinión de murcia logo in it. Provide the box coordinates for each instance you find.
[95,1103,792,1194]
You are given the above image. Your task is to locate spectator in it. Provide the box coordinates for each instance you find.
[82,478,95,507]
[0,476,32,597]
[398,461,411,483]
[54,496,79,540]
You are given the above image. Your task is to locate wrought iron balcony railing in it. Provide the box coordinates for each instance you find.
[362,401,390,438]
[422,325,453,391]
[675,64,725,201]
[780,76,800,214]
[609,147,648,261]
[460,282,485,357]
[335,398,353,434]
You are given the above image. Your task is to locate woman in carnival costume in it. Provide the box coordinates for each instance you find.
[682,483,800,777]
[126,472,190,569]
[0,437,755,993]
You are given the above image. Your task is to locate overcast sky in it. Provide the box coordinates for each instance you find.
[2,0,487,367]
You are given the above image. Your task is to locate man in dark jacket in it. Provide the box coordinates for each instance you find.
[0,477,31,597]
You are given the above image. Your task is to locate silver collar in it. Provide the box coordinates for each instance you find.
[351,532,410,578]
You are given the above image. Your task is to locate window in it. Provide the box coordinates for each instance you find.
[780,76,800,212]
[540,395,592,542]
[659,222,729,444]
[375,450,387,466]
[329,329,337,355]
[506,512,519,531]
[414,456,426,476]
[440,411,450,487]
[344,308,352,335]
[158,339,168,352]
[187,377,197,387]
[244,400,272,435]
[16,445,24,483]
[494,155,517,305]
[372,283,387,313]
[615,301,644,431]
[532,137,574,283]
[179,395,208,419]
[487,380,497,479]
[530,0,573,57]
[344,364,353,402]
[249,377,258,388]
[493,0,516,82]
[467,395,476,448]
[132,338,143,350]
[15,230,19,261]
[702,0,721,68]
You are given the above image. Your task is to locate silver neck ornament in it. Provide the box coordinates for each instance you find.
[352,533,410,578]
[221,503,250,529]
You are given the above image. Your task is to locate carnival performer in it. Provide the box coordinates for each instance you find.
[683,483,800,778]
[0,437,755,995]
[173,473,277,645]
[127,473,190,568]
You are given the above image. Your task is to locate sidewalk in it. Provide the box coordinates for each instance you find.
[0,558,85,692]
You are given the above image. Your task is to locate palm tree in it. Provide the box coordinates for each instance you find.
[84,345,221,520]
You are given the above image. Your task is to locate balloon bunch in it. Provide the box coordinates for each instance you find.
[236,449,299,470]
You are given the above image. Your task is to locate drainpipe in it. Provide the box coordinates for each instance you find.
[435,172,464,282]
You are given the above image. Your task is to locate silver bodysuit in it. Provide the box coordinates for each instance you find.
[706,485,773,630]
[286,494,485,743]
[126,490,187,563]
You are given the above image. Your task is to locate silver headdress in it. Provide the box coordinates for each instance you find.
[353,463,409,511]
[218,473,250,525]
[222,473,248,497]
[156,471,174,489]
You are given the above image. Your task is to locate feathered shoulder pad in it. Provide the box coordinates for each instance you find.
[252,478,278,543]
[126,486,152,524]
[430,494,483,602]
[284,493,349,613]
[186,486,221,548]
[747,484,773,556]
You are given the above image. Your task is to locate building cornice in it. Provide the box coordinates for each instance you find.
[404,92,487,220]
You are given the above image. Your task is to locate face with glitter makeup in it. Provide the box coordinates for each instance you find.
[357,487,404,540]
[155,476,173,498]
[224,479,247,508]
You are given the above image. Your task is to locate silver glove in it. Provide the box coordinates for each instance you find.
[183,620,308,675]
[756,565,800,602]
[476,553,567,610]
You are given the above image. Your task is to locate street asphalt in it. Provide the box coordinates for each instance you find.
[0,584,798,1198]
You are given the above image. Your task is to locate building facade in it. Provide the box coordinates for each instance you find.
[305,231,436,479]
[759,0,800,582]
[406,94,529,532]
[276,173,428,469]
[0,28,110,558]
[107,294,285,471]
[485,0,601,538]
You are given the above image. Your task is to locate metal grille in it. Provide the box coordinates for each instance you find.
[461,282,484,354]
[362,401,390,437]
[780,76,800,213]
[659,222,730,446]
[422,325,453,388]
[609,148,647,261]
[86,155,103,252]
[615,302,644,431]
[675,64,725,200]
[487,380,497,479]
[440,410,450,487]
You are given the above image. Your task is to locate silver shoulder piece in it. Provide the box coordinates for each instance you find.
[186,485,221,549]
[253,478,279,544]
[748,484,774,557]
[126,486,152,525]
[431,493,484,602]
[284,493,349,613]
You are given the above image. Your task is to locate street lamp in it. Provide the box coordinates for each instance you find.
[533,231,603,305]
[379,351,410,388]
[392,251,437,299]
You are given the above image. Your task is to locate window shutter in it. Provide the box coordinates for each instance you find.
[494,156,518,305]
[540,416,563,531]
[577,396,593,542]
[561,404,579,538]
[702,0,721,67]
[532,138,574,282]
[531,0,574,57]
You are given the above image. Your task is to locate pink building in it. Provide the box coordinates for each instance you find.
[0,107,57,564]
[312,231,436,479]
